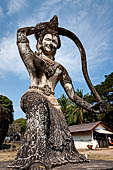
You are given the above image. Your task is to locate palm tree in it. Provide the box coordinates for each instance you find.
[57,94,71,114]
[57,90,86,125]
[75,89,85,124]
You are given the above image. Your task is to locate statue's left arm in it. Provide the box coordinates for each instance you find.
[60,67,104,113]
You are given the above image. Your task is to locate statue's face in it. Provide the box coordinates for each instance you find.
[42,34,58,56]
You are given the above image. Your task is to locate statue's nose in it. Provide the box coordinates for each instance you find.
[49,44,54,50]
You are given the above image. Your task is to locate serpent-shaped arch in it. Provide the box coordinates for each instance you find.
[58,27,102,103]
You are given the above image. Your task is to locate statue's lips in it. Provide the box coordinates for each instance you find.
[45,44,56,51]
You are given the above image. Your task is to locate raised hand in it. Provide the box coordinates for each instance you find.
[91,101,107,113]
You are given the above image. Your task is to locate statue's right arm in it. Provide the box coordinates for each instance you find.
[17,27,38,70]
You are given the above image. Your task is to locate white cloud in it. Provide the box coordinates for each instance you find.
[0,33,28,78]
[29,0,63,22]
[7,0,27,15]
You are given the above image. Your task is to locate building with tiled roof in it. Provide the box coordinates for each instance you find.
[69,121,113,149]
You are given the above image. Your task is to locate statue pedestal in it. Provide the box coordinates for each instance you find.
[2,160,113,170]
[52,160,113,170]
[28,163,46,170]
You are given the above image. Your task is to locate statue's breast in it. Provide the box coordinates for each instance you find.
[35,57,59,78]
[44,62,59,78]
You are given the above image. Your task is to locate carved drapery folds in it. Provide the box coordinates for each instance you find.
[9,92,87,170]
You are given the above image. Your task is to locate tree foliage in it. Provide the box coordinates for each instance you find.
[84,72,113,129]
[57,90,87,125]
[95,72,113,104]
[57,94,71,114]
[0,104,9,146]
[0,95,14,146]
[0,95,14,123]
[8,118,27,136]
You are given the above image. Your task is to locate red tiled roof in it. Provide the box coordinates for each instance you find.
[69,121,103,133]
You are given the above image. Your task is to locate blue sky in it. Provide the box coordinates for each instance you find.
[0,0,113,120]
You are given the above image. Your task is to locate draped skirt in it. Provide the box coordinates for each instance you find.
[9,91,87,170]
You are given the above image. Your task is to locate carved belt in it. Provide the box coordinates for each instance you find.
[29,85,54,96]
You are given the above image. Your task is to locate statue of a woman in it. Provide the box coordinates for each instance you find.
[9,16,105,170]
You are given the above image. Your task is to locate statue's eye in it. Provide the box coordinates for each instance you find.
[52,40,57,45]
[45,38,51,41]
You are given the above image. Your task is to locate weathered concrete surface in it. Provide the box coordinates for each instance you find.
[1,160,113,170]
[52,160,113,170]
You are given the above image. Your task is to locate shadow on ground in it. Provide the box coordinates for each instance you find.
[0,144,11,150]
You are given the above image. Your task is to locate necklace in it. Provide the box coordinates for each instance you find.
[35,51,55,66]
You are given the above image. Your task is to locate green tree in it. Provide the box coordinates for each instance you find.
[8,118,27,137]
[74,89,86,124]
[84,72,113,129]
[57,94,71,114]
[84,72,113,104]
[0,95,14,123]
[0,104,9,146]
[57,94,75,125]
[57,90,87,125]
[95,72,113,103]
[0,95,14,146]
[14,118,27,133]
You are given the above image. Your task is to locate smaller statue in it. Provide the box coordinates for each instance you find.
[9,16,106,170]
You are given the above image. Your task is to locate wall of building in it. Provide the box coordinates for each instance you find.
[74,141,92,149]
[72,131,93,149]
[95,125,105,130]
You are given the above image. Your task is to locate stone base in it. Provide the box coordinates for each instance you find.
[0,160,113,170]
[52,160,113,170]
[29,162,46,170]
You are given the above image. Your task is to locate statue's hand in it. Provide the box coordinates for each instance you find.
[27,27,39,35]
[91,101,107,113]
[17,26,39,36]
[99,101,107,113]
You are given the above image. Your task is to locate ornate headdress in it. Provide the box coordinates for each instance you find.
[35,15,61,49]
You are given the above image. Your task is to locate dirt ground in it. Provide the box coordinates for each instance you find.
[0,151,17,161]
[79,146,113,161]
[0,144,113,162]
[0,147,113,170]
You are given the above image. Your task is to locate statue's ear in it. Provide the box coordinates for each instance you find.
[36,41,42,50]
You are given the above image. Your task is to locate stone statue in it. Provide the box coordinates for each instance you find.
[9,16,106,170]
